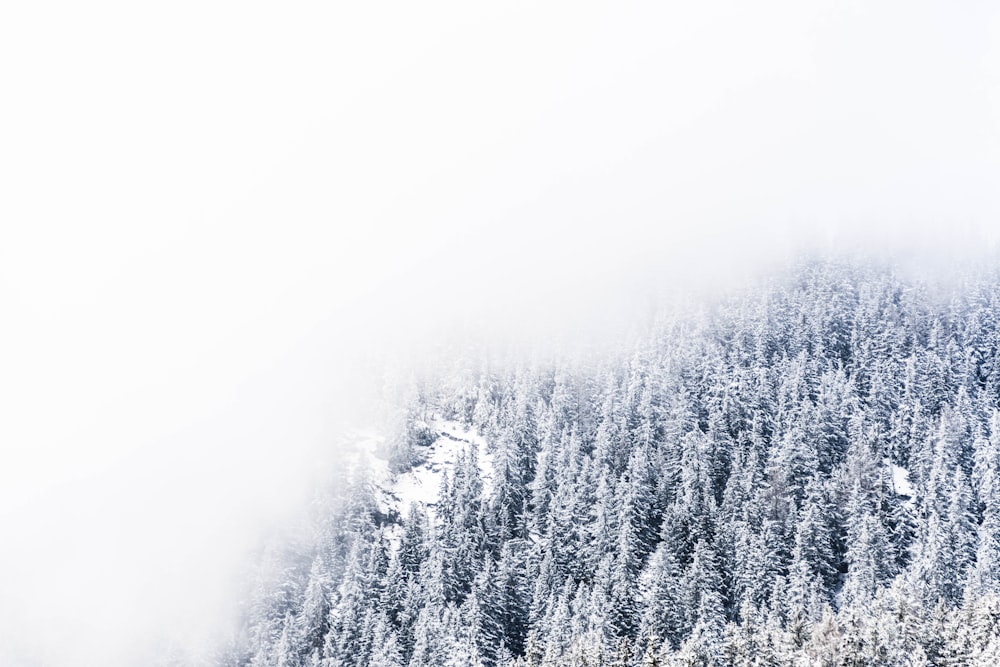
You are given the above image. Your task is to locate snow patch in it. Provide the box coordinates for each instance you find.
[887,460,915,510]
[390,418,493,518]
[337,418,493,525]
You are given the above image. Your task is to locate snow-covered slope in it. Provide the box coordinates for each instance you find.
[387,419,493,516]
[340,418,493,524]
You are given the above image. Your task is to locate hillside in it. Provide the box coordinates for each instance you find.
[226,260,1000,666]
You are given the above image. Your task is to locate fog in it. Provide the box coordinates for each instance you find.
[2,1,999,664]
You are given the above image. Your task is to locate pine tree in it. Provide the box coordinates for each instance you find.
[639,543,686,649]
[297,556,331,654]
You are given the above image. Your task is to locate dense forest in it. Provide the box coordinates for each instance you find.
[223,259,1000,666]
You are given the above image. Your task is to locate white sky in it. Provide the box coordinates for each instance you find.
[1,1,1000,664]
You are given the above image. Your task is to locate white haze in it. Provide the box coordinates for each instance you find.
[1,1,999,664]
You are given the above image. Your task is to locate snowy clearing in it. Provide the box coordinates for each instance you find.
[339,418,493,523]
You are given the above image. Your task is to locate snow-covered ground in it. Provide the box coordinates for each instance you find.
[389,419,493,515]
[888,460,915,510]
[339,418,493,525]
